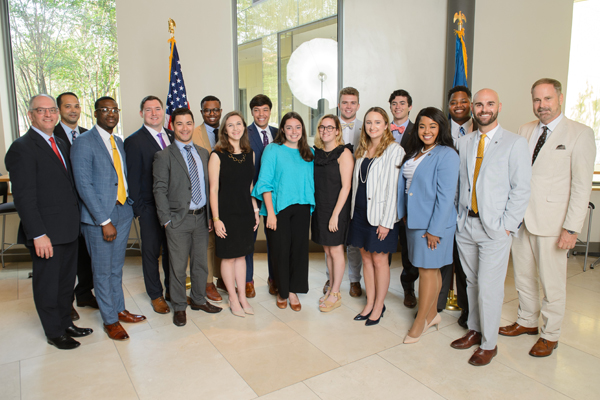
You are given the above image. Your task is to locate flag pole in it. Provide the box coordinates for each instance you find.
[168,18,176,81]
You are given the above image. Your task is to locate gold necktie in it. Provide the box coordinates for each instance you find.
[110,135,127,205]
[471,133,487,214]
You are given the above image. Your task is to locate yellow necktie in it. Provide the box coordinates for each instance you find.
[110,135,127,205]
[471,133,487,214]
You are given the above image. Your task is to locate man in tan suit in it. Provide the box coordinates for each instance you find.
[501,78,596,357]
[192,95,223,302]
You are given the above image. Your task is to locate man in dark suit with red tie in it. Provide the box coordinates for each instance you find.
[124,96,173,314]
[53,92,97,319]
[5,94,93,350]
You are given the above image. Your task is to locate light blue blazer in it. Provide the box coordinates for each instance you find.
[71,126,134,226]
[397,145,459,237]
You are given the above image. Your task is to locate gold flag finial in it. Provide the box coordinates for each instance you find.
[453,11,466,31]
[168,18,176,38]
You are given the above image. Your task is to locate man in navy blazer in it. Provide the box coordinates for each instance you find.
[54,92,97,318]
[247,94,278,296]
[124,96,173,315]
[71,96,146,341]
[5,94,92,350]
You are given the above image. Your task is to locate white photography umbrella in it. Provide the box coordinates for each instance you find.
[286,38,338,109]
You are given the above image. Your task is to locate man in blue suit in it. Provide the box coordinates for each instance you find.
[246,94,278,296]
[71,96,146,341]
[124,96,173,314]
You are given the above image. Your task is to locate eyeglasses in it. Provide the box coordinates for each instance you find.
[31,107,59,115]
[318,125,336,133]
[96,108,121,114]
[202,108,221,114]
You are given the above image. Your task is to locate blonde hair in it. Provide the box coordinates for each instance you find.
[314,114,344,150]
[355,107,395,158]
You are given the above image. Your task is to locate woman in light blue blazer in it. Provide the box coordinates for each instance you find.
[397,107,459,343]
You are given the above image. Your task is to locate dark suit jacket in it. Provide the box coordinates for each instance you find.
[124,126,174,217]
[399,120,414,151]
[153,142,211,229]
[4,128,80,246]
[248,123,278,185]
[53,123,88,150]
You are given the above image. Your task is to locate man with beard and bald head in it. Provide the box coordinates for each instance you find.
[450,89,531,366]
[500,79,596,357]
[71,96,146,341]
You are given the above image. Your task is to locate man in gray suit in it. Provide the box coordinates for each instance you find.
[153,107,222,327]
[450,89,531,366]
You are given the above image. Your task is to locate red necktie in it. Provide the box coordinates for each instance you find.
[49,137,66,169]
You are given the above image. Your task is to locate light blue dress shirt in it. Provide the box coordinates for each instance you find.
[174,140,207,209]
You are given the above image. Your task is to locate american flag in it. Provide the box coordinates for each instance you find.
[165,40,190,130]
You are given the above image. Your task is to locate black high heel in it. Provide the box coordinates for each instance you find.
[365,304,386,326]
[354,311,371,321]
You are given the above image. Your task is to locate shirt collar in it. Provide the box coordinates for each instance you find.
[60,121,79,135]
[145,124,165,136]
[538,113,564,133]
[31,125,55,141]
[174,139,194,151]
[451,118,473,131]
[477,124,500,141]
[253,122,269,132]
[205,123,217,134]
[95,124,114,140]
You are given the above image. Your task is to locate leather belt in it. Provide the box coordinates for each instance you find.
[188,206,206,215]
[468,210,479,218]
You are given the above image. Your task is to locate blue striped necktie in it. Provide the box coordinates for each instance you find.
[184,145,202,204]
[459,127,466,136]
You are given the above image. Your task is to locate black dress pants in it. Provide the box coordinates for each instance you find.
[398,220,419,292]
[73,233,94,302]
[138,211,170,300]
[437,238,469,313]
[266,204,310,299]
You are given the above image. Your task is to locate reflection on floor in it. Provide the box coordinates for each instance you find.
[1,252,599,400]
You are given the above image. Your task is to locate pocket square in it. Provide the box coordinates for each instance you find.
[556,144,566,150]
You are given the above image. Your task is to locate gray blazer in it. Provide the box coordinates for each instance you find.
[153,142,211,229]
[456,126,531,240]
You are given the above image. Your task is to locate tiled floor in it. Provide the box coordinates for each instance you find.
[1,252,599,400]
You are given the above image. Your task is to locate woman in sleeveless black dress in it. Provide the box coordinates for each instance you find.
[208,111,259,318]
[311,115,354,312]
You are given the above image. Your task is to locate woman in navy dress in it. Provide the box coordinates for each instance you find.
[397,107,459,343]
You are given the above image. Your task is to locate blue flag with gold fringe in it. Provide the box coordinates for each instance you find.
[453,12,468,87]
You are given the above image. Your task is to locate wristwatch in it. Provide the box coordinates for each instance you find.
[566,230,576,235]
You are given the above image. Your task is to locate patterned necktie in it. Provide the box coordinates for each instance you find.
[459,127,466,136]
[184,145,202,205]
[71,130,77,142]
[341,122,355,130]
[157,132,167,149]
[49,137,66,169]
[471,133,487,214]
[110,135,127,205]
[532,126,548,165]
[261,130,269,148]
[214,128,219,144]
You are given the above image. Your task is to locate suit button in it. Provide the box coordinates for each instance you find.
[368,197,371,200]
[189,187,191,190]
[115,183,118,186]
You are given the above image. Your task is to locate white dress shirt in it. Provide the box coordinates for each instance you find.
[403,154,427,193]
[451,118,473,145]
[253,122,274,144]
[470,124,500,183]
[528,113,564,156]
[145,125,171,150]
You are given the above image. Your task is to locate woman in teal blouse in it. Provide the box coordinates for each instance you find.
[252,111,315,311]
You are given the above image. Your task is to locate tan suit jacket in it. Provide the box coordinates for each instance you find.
[192,123,212,152]
[518,116,596,236]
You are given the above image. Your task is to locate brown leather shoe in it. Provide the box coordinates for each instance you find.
[403,290,417,308]
[468,346,497,366]
[206,283,222,302]
[151,296,170,314]
[529,338,558,357]
[104,322,129,340]
[349,282,362,297]
[276,295,287,309]
[173,311,186,327]
[118,310,147,323]
[289,295,301,312]
[323,280,330,295]
[246,282,256,298]
[216,278,227,291]
[451,330,482,349]
[71,306,80,321]
[190,300,222,313]
[499,322,539,337]
[268,278,277,296]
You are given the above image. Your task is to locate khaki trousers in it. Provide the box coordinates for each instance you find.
[511,224,568,341]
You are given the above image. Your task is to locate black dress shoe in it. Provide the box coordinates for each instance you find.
[173,311,186,326]
[458,310,468,329]
[76,296,99,309]
[70,306,80,321]
[47,335,80,350]
[190,300,222,313]
[355,305,385,322]
[65,325,93,337]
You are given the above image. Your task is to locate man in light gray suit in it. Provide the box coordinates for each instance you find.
[450,89,531,366]
[153,108,222,327]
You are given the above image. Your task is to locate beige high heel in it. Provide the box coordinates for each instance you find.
[319,292,341,312]
[404,320,427,344]
[425,313,441,332]
[230,307,245,318]
[243,306,255,315]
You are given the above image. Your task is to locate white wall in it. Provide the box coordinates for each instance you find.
[115,0,235,137]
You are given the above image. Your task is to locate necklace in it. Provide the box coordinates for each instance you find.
[359,158,375,184]
[420,144,437,154]
[228,152,246,164]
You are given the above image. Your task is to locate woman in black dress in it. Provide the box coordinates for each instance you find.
[312,115,354,312]
[208,111,259,318]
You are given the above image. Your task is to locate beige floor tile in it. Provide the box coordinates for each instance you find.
[565,283,600,320]
[196,305,339,396]
[559,308,600,358]
[0,361,20,400]
[305,354,443,400]
[379,331,570,400]
[567,265,600,293]
[116,323,256,400]
[0,273,18,302]
[256,382,320,400]
[20,340,138,400]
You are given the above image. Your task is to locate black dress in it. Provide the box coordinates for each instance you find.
[311,144,352,246]
[214,150,255,259]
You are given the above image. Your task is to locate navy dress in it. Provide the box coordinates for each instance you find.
[347,158,400,253]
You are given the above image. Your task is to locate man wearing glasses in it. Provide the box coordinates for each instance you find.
[5,94,92,349]
[71,96,146,341]
[191,95,223,302]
